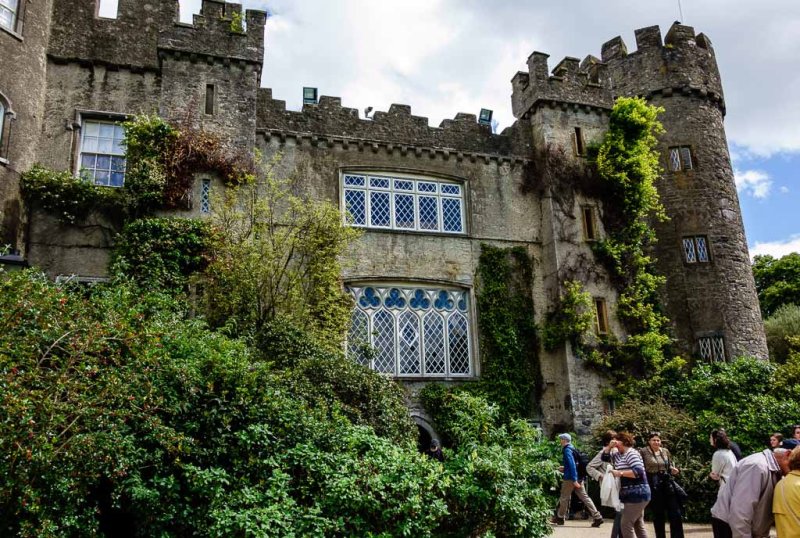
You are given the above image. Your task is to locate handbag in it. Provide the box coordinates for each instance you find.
[668,476,688,504]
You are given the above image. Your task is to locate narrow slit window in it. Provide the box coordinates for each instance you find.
[582,206,597,241]
[594,298,609,335]
[200,179,211,213]
[573,127,586,156]
[683,236,710,263]
[205,84,215,115]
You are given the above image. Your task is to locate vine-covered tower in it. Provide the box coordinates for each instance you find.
[510,22,767,430]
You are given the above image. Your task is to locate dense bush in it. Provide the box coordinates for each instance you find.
[421,384,560,537]
[0,270,443,536]
[752,252,800,317]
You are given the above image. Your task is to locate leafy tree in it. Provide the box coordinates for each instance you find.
[764,303,800,363]
[202,157,360,346]
[753,252,800,317]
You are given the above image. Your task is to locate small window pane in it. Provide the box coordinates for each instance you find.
[344,175,366,187]
[81,154,96,169]
[669,148,681,172]
[418,196,438,230]
[369,191,391,227]
[95,171,110,186]
[110,172,125,187]
[680,147,693,170]
[394,193,415,229]
[418,182,437,193]
[442,198,463,232]
[369,176,390,189]
[200,179,211,214]
[441,184,460,195]
[683,238,697,263]
[448,313,470,375]
[394,179,413,191]
[423,313,446,374]
[96,155,111,171]
[695,237,709,262]
[344,189,366,225]
[83,136,99,153]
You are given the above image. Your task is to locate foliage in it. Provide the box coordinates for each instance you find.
[0,269,449,537]
[764,303,800,363]
[420,386,560,537]
[600,356,800,521]
[774,337,800,393]
[22,115,253,225]
[474,244,540,419]
[541,280,593,352]
[584,97,680,392]
[201,157,360,347]
[109,217,215,292]
[229,11,244,33]
[753,252,800,317]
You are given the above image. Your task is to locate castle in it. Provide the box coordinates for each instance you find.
[0,0,768,436]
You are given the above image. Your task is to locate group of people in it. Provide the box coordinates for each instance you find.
[552,424,800,538]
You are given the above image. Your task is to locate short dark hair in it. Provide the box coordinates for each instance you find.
[792,425,800,433]
[617,431,635,447]
[647,431,661,441]
[601,430,617,446]
[772,433,784,443]
[713,431,731,450]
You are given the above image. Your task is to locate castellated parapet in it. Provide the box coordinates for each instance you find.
[257,89,530,158]
[512,22,724,119]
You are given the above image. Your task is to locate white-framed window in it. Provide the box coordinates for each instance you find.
[683,236,710,263]
[0,0,18,32]
[200,179,211,213]
[698,335,725,362]
[346,284,472,377]
[668,146,693,172]
[342,173,465,234]
[79,120,126,187]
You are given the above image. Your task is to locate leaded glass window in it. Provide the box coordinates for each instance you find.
[668,145,694,172]
[341,173,465,234]
[200,179,211,214]
[80,120,126,187]
[683,236,710,263]
[346,285,472,377]
[698,335,725,362]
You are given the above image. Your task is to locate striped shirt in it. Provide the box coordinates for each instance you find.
[609,448,651,503]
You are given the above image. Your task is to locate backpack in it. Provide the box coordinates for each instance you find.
[571,447,590,481]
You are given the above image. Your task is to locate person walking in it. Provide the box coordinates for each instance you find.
[641,432,684,538]
[773,446,800,538]
[605,432,650,538]
[552,433,604,528]
[588,430,622,538]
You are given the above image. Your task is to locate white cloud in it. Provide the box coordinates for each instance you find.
[734,169,772,199]
[750,235,800,259]
[780,186,790,194]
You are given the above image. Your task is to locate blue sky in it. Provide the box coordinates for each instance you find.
[101,0,800,259]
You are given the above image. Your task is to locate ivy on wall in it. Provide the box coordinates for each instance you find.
[21,115,253,225]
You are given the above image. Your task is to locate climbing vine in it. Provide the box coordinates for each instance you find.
[540,280,593,352]
[21,115,253,225]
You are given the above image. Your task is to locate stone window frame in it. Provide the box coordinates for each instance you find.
[581,205,599,241]
[74,111,130,188]
[345,282,476,379]
[200,178,211,214]
[593,297,609,335]
[340,171,466,235]
[698,334,726,362]
[668,145,694,172]
[682,235,711,264]
[204,84,216,116]
[0,90,14,164]
[0,0,25,38]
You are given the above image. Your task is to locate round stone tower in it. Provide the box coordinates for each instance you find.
[602,23,768,361]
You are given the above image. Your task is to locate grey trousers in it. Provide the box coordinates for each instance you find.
[620,500,649,538]
[557,480,602,520]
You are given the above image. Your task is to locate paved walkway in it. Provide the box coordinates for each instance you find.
[551,519,716,537]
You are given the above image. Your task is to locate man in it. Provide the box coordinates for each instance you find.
[711,441,793,538]
[773,446,800,538]
[552,433,604,528]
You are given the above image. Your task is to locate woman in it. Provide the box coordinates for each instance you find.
[773,446,800,538]
[640,432,684,538]
[605,432,650,538]
[770,433,784,449]
[709,430,736,490]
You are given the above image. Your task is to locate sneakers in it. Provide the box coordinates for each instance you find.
[591,518,604,528]
[550,516,565,525]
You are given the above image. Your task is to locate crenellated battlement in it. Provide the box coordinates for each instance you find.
[257,89,529,157]
[47,0,265,73]
[159,0,265,71]
[512,22,724,119]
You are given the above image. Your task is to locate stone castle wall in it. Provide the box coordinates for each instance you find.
[1,1,768,434]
